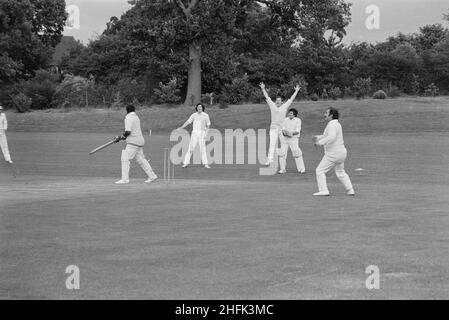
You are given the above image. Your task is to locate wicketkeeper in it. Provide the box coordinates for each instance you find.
[114,105,157,184]
[278,108,306,174]
[0,105,13,164]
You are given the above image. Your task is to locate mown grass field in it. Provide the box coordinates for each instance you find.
[0,97,448,299]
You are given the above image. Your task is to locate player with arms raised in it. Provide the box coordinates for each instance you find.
[259,82,301,166]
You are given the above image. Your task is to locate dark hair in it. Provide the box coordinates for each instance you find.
[327,107,339,119]
[289,108,298,117]
[195,103,205,111]
[126,104,135,113]
[275,96,285,101]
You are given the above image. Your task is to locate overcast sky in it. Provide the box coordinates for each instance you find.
[64,0,449,44]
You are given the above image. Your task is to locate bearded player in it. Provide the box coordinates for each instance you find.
[114,105,158,184]
[313,107,355,196]
[259,82,301,165]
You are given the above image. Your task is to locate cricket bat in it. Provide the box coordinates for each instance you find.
[89,139,116,155]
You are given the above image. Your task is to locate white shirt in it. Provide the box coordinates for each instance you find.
[187,112,211,131]
[124,112,145,146]
[267,98,294,129]
[282,117,302,139]
[0,113,7,131]
[317,120,346,156]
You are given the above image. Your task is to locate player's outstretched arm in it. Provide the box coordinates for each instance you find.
[259,82,272,104]
[289,84,301,102]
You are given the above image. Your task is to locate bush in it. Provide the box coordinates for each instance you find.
[117,78,148,103]
[279,75,308,100]
[22,70,59,109]
[201,93,215,106]
[373,90,387,99]
[110,92,125,109]
[248,87,265,104]
[310,93,319,101]
[328,87,342,100]
[215,94,229,109]
[386,85,400,98]
[343,86,353,98]
[54,74,95,108]
[222,74,253,104]
[153,78,182,104]
[424,83,439,97]
[11,93,32,113]
[321,88,329,100]
[353,77,372,99]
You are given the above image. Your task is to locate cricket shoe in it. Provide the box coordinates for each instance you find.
[145,176,158,183]
[313,191,330,196]
[115,179,130,185]
[298,170,306,174]
[347,189,355,196]
[264,160,273,166]
[278,170,286,174]
[204,165,211,169]
[6,160,13,164]
[182,164,188,168]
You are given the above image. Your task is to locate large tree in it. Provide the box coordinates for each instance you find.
[0,0,67,84]
[104,0,351,105]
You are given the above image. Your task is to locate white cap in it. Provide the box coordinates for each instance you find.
[0,105,3,110]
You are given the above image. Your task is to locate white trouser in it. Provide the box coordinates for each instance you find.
[0,130,11,162]
[267,126,281,162]
[279,136,305,172]
[184,130,208,165]
[315,149,353,193]
[121,144,157,181]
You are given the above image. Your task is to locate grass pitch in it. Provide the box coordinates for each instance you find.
[1,97,449,299]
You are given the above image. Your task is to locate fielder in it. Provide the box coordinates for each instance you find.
[260,82,300,165]
[0,105,13,164]
[279,108,305,174]
[177,103,211,169]
[313,107,355,196]
[114,105,158,184]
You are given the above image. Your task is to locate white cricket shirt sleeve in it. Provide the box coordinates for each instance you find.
[187,114,195,124]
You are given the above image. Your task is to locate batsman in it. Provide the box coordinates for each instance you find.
[114,104,157,184]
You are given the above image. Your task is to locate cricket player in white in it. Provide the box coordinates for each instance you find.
[0,105,13,163]
[115,105,157,184]
[279,108,305,174]
[260,82,301,165]
[313,107,355,196]
[177,103,211,168]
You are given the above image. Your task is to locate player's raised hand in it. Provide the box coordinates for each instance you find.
[294,84,301,92]
[259,82,265,89]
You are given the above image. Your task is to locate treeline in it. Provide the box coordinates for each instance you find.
[1,0,449,112]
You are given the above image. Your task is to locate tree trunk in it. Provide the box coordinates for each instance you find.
[184,43,202,106]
